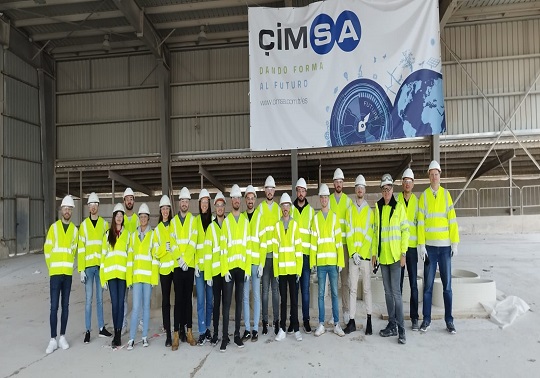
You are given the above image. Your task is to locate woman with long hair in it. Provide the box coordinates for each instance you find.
[101,203,130,348]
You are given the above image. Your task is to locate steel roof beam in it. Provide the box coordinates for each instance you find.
[198,164,225,193]
[0,0,92,11]
[108,170,153,196]
[468,150,515,181]
[439,0,460,29]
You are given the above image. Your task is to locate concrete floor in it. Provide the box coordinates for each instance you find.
[1,233,539,378]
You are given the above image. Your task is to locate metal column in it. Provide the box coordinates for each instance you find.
[291,149,298,198]
[158,61,171,197]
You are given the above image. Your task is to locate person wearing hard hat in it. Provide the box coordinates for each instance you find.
[193,189,214,345]
[126,203,158,350]
[291,178,315,334]
[121,187,139,335]
[417,161,460,335]
[44,195,78,354]
[329,168,353,326]
[101,203,130,348]
[257,175,282,336]
[152,194,180,349]
[220,184,251,352]
[272,193,303,342]
[344,175,376,335]
[204,191,227,347]
[170,187,198,346]
[241,184,263,342]
[397,168,420,331]
[310,184,346,338]
[373,174,409,345]
[78,192,112,344]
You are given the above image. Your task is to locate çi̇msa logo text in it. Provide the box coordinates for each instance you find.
[258,10,361,56]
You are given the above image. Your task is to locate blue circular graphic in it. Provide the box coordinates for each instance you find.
[330,79,392,146]
[335,11,361,52]
[310,13,335,55]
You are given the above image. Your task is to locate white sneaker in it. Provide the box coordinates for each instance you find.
[45,338,58,354]
[314,323,326,337]
[294,331,303,341]
[275,329,286,341]
[334,323,345,337]
[142,337,149,347]
[127,339,134,350]
[58,335,70,350]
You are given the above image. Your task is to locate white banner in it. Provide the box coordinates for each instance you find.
[249,0,445,151]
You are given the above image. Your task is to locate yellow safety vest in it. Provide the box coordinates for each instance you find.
[291,203,315,256]
[44,220,78,276]
[152,222,178,275]
[220,213,251,276]
[100,229,130,282]
[373,200,409,265]
[194,214,211,270]
[271,219,303,277]
[417,187,460,247]
[329,193,353,241]
[397,192,418,248]
[170,213,197,268]
[78,217,108,271]
[345,201,375,260]
[127,228,159,286]
[256,201,281,256]
[244,208,263,266]
[310,210,344,268]
[204,219,223,280]
[123,213,139,234]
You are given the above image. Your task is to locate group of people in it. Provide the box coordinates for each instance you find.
[43,160,460,354]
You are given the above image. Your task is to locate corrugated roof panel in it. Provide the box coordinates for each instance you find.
[25,17,130,34]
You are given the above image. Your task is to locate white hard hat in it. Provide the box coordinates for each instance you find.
[354,175,366,187]
[428,160,441,173]
[199,189,210,201]
[113,203,125,214]
[380,174,394,188]
[280,192,292,205]
[179,187,191,200]
[159,195,171,208]
[264,175,276,188]
[295,178,307,190]
[333,168,344,180]
[244,185,257,198]
[230,184,242,198]
[123,187,135,198]
[214,191,226,205]
[138,203,150,215]
[61,195,75,208]
[402,168,415,180]
[87,192,99,204]
[318,184,330,196]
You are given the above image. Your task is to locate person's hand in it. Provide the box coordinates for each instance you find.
[127,285,132,290]
[400,254,406,268]
[207,279,213,287]
[418,244,427,261]
[103,282,109,291]
[371,256,377,270]
[195,265,200,278]
[257,264,264,278]
[352,253,361,266]
[296,275,300,283]
[451,244,458,257]
[338,266,342,273]
[177,256,185,267]
[181,262,188,271]
[225,272,232,283]
[275,276,279,284]
[244,274,250,282]
[80,271,86,284]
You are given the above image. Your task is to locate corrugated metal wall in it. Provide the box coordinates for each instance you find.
[1,50,43,254]
[442,19,540,135]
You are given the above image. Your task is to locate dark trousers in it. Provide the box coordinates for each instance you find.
[223,267,245,339]
[178,267,195,329]
[108,278,126,330]
[212,275,225,335]
[299,254,311,321]
[50,274,72,338]
[279,274,299,332]
[160,268,181,332]
[400,247,419,321]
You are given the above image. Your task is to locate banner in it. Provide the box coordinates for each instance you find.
[249,0,445,151]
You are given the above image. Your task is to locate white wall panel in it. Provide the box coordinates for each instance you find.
[4,51,38,86]
[129,54,158,86]
[3,118,41,162]
[57,60,91,92]
[91,56,129,89]
[3,159,42,198]
[4,77,39,125]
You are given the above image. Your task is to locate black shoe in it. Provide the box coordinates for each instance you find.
[274,320,280,335]
[419,321,430,333]
[411,319,419,331]
[205,329,212,342]
[398,331,407,344]
[287,324,294,334]
[366,316,373,335]
[344,319,356,334]
[211,333,219,346]
[251,331,258,342]
[446,322,456,334]
[379,324,397,337]
[241,330,251,342]
[84,330,90,344]
[165,331,172,347]
[262,321,268,335]
[303,320,312,334]
[220,338,227,352]
[113,329,121,347]
[197,334,206,346]
[179,328,187,343]
[99,327,112,338]
[234,334,244,348]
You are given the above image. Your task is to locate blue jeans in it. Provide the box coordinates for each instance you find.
[381,261,405,332]
[195,271,213,335]
[299,254,311,321]
[423,245,453,323]
[130,283,151,340]
[262,256,279,323]
[108,278,126,330]
[84,266,104,331]
[400,247,419,321]
[243,264,261,332]
[50,274,72,338]
[317,265,339,324]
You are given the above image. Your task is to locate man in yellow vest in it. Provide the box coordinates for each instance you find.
[78,192,112,344]
[44,195,78,354]
[344,175,375,335]
[122,187,139,335]
[417,161,460,335]
[291,178,315,333]
[329,168,353,325]
[397,168,420,331]
[374,174,409,345]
